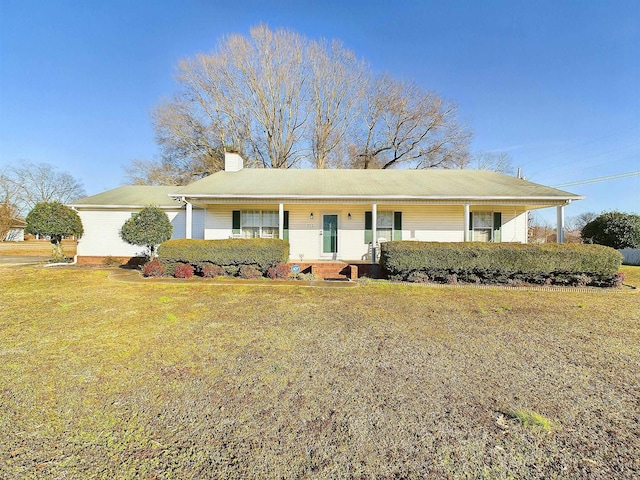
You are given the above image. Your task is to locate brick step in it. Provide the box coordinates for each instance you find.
[287,262,357,280]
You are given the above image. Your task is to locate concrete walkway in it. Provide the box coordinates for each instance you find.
[0,256,49,266]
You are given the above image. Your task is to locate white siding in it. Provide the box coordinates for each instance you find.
[202,203,529,261]
[4,228,24,242]
[77,208,186,257]
[402,205,465,242]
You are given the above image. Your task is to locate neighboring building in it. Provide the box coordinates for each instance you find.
[70,153,583,265]
[3,218,25,242]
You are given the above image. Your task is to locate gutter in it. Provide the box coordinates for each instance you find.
[169,194,586,202]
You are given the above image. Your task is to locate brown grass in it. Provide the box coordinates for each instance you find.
[0,265,638,479]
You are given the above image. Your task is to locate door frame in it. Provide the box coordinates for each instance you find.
[320,212,339,259]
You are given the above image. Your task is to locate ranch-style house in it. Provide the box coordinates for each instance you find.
[71,152,583,268]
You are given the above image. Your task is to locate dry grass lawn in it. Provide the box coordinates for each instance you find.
[1,265,638,479]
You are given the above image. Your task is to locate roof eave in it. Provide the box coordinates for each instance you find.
[172,194,584,202]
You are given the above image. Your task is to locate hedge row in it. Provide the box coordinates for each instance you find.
[380,241,623,287]
[157,238,289,276]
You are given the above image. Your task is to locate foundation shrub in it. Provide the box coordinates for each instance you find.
[381,241,623,287]
[223,265,239,277]
[142,259,165,277]
[174,262,194,279]
[201,263,224,278]
[158,238,289,276]
[238,264,263,279]
[267,263,290,279]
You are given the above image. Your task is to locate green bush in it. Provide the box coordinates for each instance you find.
[120,206,173,258]
[581,211,640,249]
[158,238,289,276]
[380,241,623,287]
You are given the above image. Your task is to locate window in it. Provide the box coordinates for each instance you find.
[473,212,493,242]
[232,210,284,238]
[365,211,402,243]
[469,211,502,242]
[376,211,393,242]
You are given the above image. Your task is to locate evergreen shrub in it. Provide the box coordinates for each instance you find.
[158,238,289,277]
[380,241,623,287]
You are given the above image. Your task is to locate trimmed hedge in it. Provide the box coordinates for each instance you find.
[380,241,623,287]
[157,238,289,276]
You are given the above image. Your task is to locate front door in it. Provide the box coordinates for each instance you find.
[322,214,338,255]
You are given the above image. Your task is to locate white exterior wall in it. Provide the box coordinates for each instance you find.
[4,227,24,242]
[497,208,528,243]
[76,207,202,257]
[202,203,529,261]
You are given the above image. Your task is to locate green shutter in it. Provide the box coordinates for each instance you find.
[232,210,241,234]
[468,211,473,241]
[364,211,372,243]
[283,210,289,241]
[493,212,502,242]
[393,211,402,240]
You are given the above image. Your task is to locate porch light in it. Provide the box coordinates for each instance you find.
[348,213,352,220]
[310,212,314,220]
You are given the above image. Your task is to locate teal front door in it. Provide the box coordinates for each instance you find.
[322,214,338,254]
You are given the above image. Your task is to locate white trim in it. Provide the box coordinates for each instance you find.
[185,202,193,239]
[171,194,583,202]
[463,204,470,242]
[557,205,565,243]
[320,212,339,259]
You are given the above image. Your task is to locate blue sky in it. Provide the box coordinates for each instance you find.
[1,0,638,225]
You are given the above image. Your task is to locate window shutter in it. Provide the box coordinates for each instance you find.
[232,210,241,234]
[393,212,402,240]
[493,212,502,242]
[468,211,473,241]
[283,210,289,241]
[364,211,372,243]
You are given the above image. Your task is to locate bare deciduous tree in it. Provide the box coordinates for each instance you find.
[352,76,471,169]
[566,211,597,233]
[127,25,472,181]
[473,151,515,175]
[308,39,366,168]
[1,161,86,214]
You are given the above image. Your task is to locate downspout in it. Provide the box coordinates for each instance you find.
[44,254,78,267]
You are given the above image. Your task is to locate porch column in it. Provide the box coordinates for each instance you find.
[556,205,565,243]
[371,203,377,264]
[278,203,284,240]
[185,201,193,239]
[463,203,470,242]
